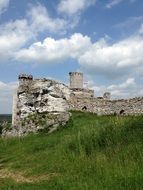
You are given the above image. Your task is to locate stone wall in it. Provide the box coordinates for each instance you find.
[69,96,143,115]
[70,88,94,98]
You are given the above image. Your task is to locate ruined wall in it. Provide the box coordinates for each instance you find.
[9,72,143,137]
[13,74,143,121]
[69,96,143,115]
[71,88,94,98]
[14,75,143,122]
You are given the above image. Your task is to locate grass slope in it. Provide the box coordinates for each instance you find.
[0,111,143,190]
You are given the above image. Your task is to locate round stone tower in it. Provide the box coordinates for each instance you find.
[18,74,33,86]
[69,72,83,89]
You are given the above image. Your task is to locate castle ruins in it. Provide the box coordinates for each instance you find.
[68,72,143,116]
[3,72,143,137]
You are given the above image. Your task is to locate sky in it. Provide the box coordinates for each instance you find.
[0,0,143,113]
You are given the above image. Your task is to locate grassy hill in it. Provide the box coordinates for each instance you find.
[0,115,12,122]
[0,111,143,190]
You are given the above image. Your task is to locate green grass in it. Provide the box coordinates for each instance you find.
[0,111,143,190]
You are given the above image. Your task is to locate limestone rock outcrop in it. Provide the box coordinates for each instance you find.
[3,78,71,137]
[17,79,70,117]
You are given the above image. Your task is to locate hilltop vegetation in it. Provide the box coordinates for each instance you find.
[0,112,143,190]
[0,115,12,134]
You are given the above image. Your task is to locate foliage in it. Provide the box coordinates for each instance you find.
[0,115,12,134]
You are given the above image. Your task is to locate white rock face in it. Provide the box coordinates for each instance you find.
[17,79,71,119]
[3,78,71,137]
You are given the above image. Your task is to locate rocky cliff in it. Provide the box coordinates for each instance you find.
[3,78,71,137]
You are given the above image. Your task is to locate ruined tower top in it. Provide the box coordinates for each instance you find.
[18,74,33,85]
[69,72,83,89]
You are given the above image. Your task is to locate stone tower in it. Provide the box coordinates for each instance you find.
[12,74,33,126]
[18,74,33,86]
[69,72,83,89]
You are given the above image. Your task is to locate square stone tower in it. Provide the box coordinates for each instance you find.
[69,72,83,89]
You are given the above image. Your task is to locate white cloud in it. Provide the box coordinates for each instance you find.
[0,81,17,114]
[0,2,99,61]
[79,35,143,78]
[0,19,33,59]
[88,77,143,99]
[58,0,96,16]
[106,0,137,9]
[106,0,123,9]
[13,20,143,80]
[107,78,135,90]
[0,0,9,15]
[108,77,140,98]
[16,33,91,63]
[0,3,76,60]
[15,26,143,79]
[27,4,67,34]
[114,16,143,30]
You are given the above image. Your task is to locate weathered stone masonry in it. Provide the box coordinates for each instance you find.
[69,96,143,115]
[13,72,143,123]
[4,72,142,137]
[68,72,143,115]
